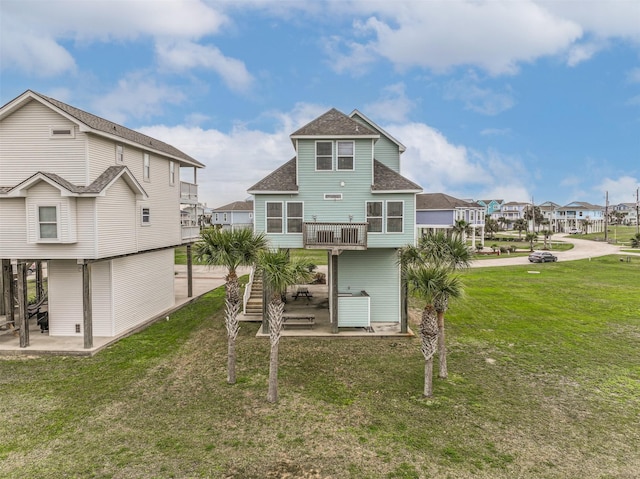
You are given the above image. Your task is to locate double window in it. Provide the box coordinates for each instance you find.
[266,201,303,233]
[38,206,58,239]
[366,200,404,233]
[315,140,354,171]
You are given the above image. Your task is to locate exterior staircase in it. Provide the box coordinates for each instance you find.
[243,271,263,317]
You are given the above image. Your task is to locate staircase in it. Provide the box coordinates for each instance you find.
[243,272,263,317]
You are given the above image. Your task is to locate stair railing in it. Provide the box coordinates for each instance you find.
[242,265,255,314]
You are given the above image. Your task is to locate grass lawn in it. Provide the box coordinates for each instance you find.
[1,256,638,478]
[580,225,638,245]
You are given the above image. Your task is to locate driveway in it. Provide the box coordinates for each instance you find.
[472,234,627,268]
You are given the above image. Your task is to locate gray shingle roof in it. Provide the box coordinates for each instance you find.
[30,91,204,168]
[213,200,254,212]
[372,160,422,192]
[247,158,298,193]
[291,108,378,137]
[416,193,481,210]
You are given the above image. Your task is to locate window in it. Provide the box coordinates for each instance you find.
[169,161,175,185]
[214,213,219,222]
[116,144,124,163]
[266,202,283,233]
[337,141,354,170]
[142,207,150,224]
[287,202,303,233]
[143,153,150,181]
[38,206,58,239]
[316,141,333,170]
[366,201,383,233]
[386,201,403,233]
[223,213,228,222]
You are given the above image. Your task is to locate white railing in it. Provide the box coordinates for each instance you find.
[181,226,200,242]
[180,181,198,204]
[242,266,255,314]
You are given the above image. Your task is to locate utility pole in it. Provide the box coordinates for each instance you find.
[604,191,609,243]
[636,188,639,235]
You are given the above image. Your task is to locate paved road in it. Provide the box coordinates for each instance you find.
[472,234,631,268]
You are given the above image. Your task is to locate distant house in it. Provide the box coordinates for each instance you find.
[0,90,204,350]
[499,201,530,228]
[538,201,560,231]
[248,108,421,333]
[612,202,638,226]
[555,201,605,233]
[476,199,504,218]
[416,193,485,248]
[211,200,253,230]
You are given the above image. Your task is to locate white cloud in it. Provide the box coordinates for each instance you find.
[156,41,254,93]
[627,68,640,84]
[364,83,415,123]
[91,74,185,124]
[566,41,605,67]
[330,0,582,76]
[595,176,640,205]
[444,72,515,115]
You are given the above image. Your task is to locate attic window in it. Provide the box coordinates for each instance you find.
[50,127,74,138]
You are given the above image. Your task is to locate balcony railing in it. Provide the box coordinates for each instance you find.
[303,222,367,250]
[180,181,198,204]
[181,226,201,242]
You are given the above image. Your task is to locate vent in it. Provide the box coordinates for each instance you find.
[324,193,343,201]
[50,127,74,138]
[75,324,81,333]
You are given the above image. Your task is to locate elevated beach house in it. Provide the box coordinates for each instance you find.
[247,108,422,333]
[0,90,203,350]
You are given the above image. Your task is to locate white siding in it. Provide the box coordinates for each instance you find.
[0,100,87,185]
[91,261,113,337]
[97,177,137,257]
[47,260,83,336]
[25,182,77,244]
[112,249,174,335]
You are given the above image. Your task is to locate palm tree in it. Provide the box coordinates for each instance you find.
[525,231,538,252]
[258,249,314,403]
[194,227,268,384]
[405,265,463,397]
[513,218,528,239]
[631,233,640,248]
[540,229,553,249]
[401,232,470,380]
[452,219,470,242]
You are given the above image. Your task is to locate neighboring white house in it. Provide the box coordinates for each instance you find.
[555,201,605,233]
[0,90,204,350]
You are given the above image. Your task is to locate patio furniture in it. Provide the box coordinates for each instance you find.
[283,314,315,329]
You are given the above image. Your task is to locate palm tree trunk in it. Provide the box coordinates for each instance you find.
[267,342,279,403]
[437,310,447,379]
[227,339,236,384]
[424,358,433,397]
[226,269,240,306]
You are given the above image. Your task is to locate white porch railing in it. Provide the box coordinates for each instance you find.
[242,266,256,314]
[181,226,200,242]
[180,181,198,204]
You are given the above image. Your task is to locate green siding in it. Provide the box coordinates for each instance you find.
[337,249,400,323]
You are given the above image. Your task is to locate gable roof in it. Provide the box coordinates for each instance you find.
[558,201,603,210]
[0,90,204,168]
[290,108,379,138]
[349,109,406,153]
[247,158,298,194]
[3,166,147,199]
[372,160,422,193]
[416,193,482,210]
[213,200,253,212]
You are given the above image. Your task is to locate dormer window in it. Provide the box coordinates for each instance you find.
[337,141,354,170]
[316,141,333,170]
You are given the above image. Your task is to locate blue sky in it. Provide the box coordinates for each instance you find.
[2,0,639,208]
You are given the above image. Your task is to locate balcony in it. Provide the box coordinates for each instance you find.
[303,222,367,250]
[181,225,201,242]
[180,181,198,205]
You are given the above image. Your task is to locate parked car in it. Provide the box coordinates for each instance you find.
[528,251,558,263]
[568,228,581,234]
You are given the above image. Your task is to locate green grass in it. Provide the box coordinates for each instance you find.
[580,225,638,245]
[1,256,638,478]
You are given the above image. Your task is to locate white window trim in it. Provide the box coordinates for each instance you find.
[143,153,150,181]
[266,201,283,234]
[169,161,175,186]
[37,205,60,242]
[50,126,74,138]
[116,144,124,163]
[286,201,304,234]
[141,207,151,226]
[366,200,383,234]
[214,213,219,222]
[315,140,333,171]
[223,213,228,222]
[386,200,404,234]
[336,140,355,171]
